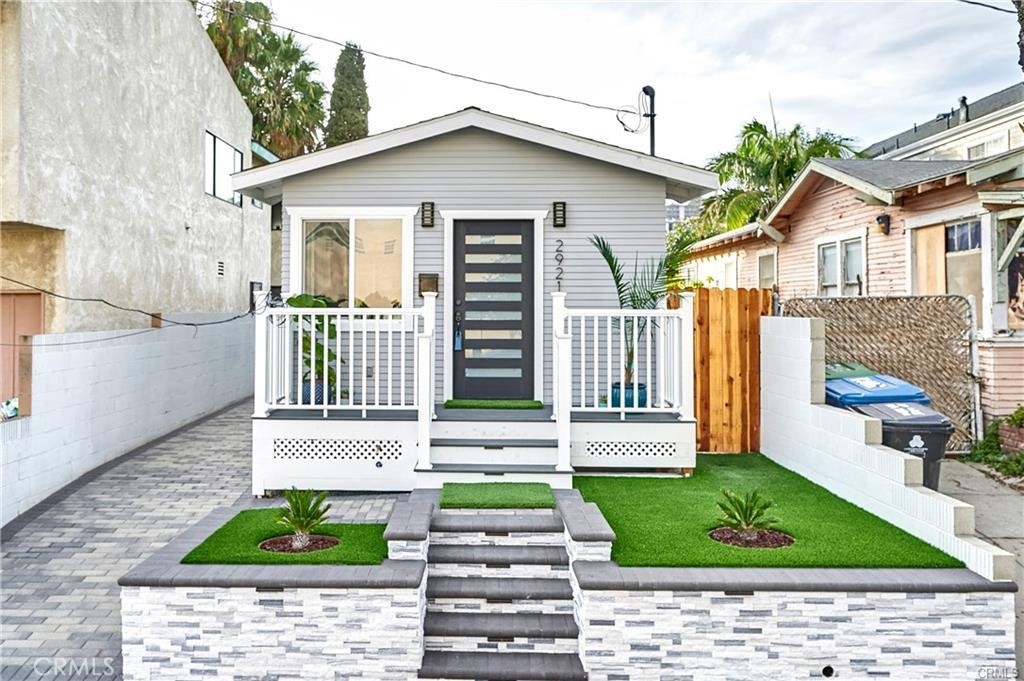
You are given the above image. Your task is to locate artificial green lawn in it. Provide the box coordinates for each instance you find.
[443,399,545,410]
[181,509,387,565]
[574,454,963,569]
[440,482,555,509]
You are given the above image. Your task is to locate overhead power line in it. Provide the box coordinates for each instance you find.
[191,0,623,113]
[0,275,256,331]
[953,0,1016,14]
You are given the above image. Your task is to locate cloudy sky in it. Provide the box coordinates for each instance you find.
[271,1,1018,167]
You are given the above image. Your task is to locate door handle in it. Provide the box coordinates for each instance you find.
[454,311,463,351]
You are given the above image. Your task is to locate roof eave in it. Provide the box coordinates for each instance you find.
[232,108,718,197]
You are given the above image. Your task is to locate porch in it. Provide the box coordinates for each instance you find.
[251,292,696,495]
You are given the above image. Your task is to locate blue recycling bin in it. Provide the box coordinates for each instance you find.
[825,373,930,408]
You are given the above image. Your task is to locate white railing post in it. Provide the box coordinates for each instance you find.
[551,292,572,471]
[417,292,438,469]
[253,311,269,417]
[678,293,695,421]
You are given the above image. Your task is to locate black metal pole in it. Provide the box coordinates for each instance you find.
[642,85,655,156]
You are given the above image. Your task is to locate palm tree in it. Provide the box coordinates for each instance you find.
[693,120,857,234]
[589,236,675,388]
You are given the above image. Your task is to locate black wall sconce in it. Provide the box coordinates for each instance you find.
[418,273,439,296]
[875,213,891,235]
[553,201,567,228]
[421,202,435,228]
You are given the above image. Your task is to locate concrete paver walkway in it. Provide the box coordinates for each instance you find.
[0,401,399,680]
[940,460,1024,670]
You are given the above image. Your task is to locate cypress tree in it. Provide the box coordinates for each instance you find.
[324,42,369,147]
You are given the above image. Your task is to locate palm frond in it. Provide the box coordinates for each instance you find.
[589,235,631,309]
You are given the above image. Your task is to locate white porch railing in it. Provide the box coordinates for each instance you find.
[254,293,437,463]
[552,292,694,462]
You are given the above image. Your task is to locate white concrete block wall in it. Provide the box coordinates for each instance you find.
[1,315,253,526]
[759,316,1015,581]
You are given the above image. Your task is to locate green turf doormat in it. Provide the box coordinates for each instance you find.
[443,399,544,410]
[439,483,556,509]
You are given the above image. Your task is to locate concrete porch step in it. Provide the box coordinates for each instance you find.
[430,440,559,466]
[416,465,573,489]
[430,514,565,534]
[418,651,587,680]
[424,612,579,639]
[427,576,574,602]
[427,544,570,579]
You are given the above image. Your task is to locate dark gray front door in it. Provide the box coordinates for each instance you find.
[453,220,534,400]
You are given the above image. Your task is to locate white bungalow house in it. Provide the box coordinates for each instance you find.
[233,108,718,494]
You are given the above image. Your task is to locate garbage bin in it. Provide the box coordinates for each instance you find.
[825,373,930,408]
[825,361,877,380]
[850,402,954,491]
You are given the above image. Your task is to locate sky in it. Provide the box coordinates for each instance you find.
[270,0,1019,168]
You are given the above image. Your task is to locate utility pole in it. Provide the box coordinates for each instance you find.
[642,85,655,156]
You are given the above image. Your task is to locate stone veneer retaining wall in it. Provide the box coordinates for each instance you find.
[119,504,426,681]
[572,563,1018,680]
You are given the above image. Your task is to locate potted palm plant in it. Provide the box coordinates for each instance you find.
[590,235,675,408]
[286,293,342,405]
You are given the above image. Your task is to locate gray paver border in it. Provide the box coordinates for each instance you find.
[118,503,425,588]
[1,397,253,541]
[573,561,1018,593]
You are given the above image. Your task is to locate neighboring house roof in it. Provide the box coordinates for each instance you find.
[864,82,1024,158]
[232,107,718,203]
[689,223,761,255]
[768,150,1024,224]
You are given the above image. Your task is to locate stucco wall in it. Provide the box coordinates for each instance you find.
[2,0,269,332]
[279,128,668,401]
[0,314,254,527]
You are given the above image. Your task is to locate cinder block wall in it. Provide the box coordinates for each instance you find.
[0,315,253,526]
[759,316,1014,581]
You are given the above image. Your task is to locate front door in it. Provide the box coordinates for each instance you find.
[453,220,534,399]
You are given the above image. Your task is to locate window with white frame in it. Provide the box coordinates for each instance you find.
[757,251,776,289]
[818,235,864,297]
[944,219,983,321]
[204,131,243,205]
[302,217,405,307]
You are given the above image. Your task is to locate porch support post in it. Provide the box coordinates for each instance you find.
[678,293,695,422]
[551,292,572,471]
[417,292,438,470]
[253,312,269,417]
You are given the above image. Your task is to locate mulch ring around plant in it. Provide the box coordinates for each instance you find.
[259,535,339,554]
[708,527,795,549]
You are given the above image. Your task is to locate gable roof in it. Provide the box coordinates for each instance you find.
[232,107,718,203]
[767,150,1024,224]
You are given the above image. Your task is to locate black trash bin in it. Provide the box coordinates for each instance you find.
[851,402,955,491]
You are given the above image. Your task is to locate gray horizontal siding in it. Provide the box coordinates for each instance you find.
[282,128,667,402]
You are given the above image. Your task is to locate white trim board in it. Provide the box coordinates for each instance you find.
[285,206,418,308]
[233,108,717,203]
[440,210,547,402]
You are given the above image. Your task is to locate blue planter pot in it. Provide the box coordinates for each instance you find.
[611,382,647,408]
[300,382,335,405]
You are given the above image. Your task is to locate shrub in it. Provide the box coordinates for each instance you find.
[964,419,1024,479]
[276,488,332,549]
[1006,405,1024,429]
[715,488,779,540]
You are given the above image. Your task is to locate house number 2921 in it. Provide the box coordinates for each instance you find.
[554,239,565,292]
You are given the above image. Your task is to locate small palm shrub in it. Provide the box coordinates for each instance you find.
[276,488,332,549]
[715,488,779,540]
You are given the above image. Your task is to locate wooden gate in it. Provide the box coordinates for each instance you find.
[693,288,773,452]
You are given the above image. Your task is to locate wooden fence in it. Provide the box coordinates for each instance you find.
[693,288,773,452]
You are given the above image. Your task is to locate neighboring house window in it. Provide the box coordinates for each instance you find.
[757,251,776,290]
[944,219,983,317]
[204,131,243,206]
[302,217,404,308]
[966,143,985,161]
[818,236,864,297]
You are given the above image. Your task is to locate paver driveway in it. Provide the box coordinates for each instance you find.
[0,401,398,680]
